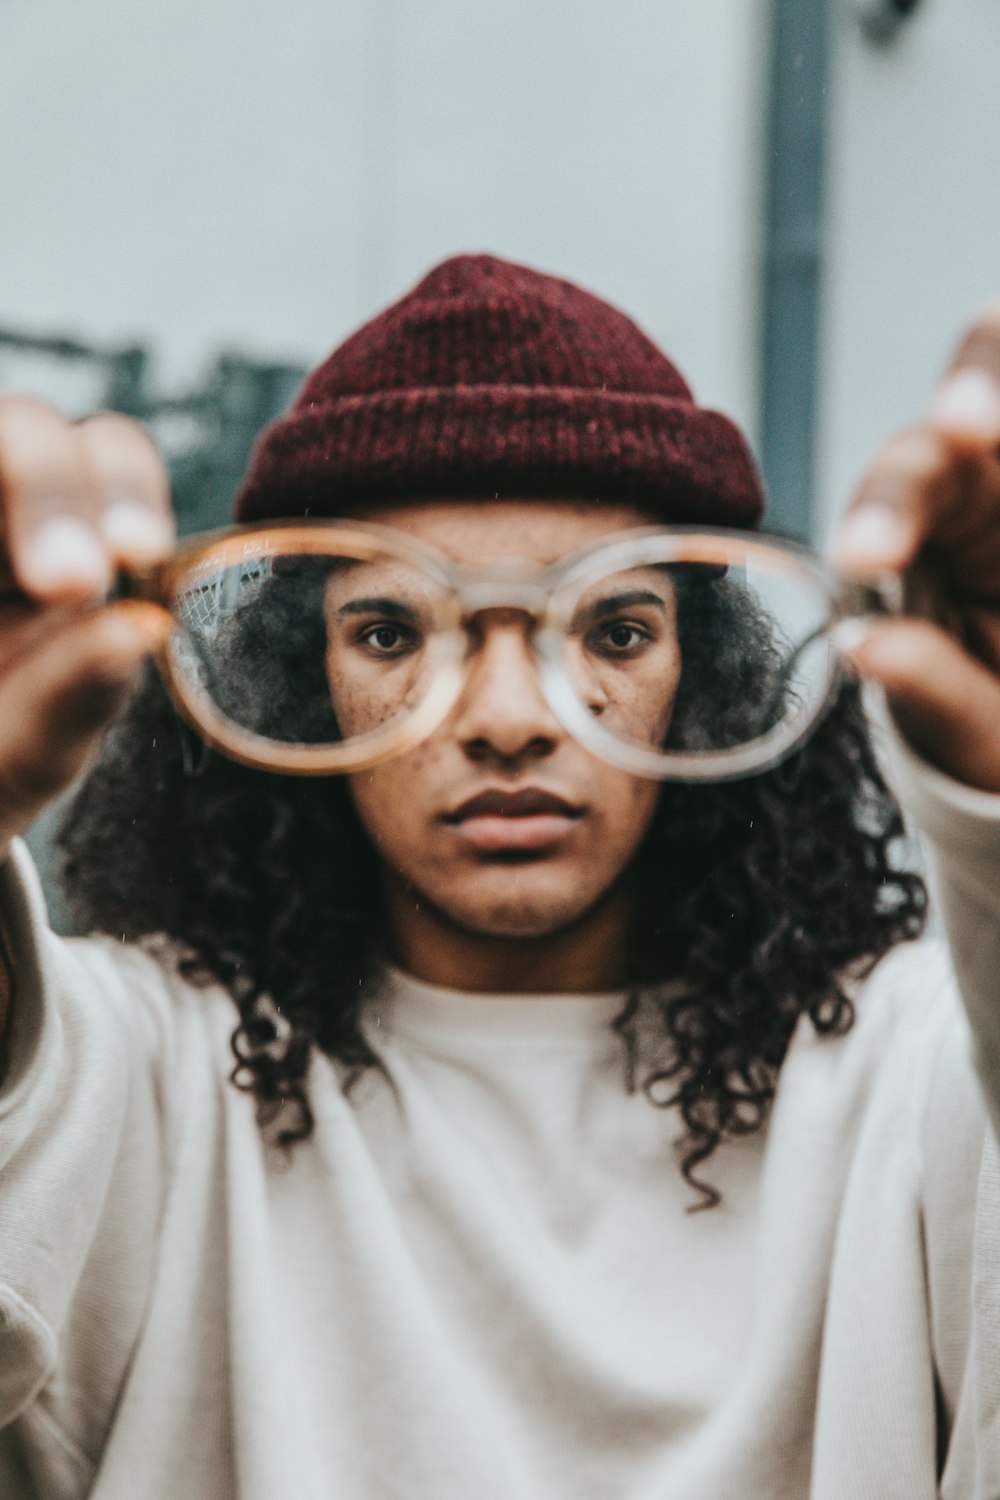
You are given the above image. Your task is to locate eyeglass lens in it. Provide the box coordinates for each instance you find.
[163,537,837,775]
[556,554,835,765]
[167,547,457,752]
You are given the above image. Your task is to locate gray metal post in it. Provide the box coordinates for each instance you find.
[759,0,832,540]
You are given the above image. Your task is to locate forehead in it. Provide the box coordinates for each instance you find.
[348,497,657,566]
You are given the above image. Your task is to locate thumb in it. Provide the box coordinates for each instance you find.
[0,603,167,856]
[846,618,1000,792]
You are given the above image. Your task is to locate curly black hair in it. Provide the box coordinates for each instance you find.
[57,556,927,1209]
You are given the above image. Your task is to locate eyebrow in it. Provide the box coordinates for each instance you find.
[333,588,669,621]
[335,596,420,622]
[581,589,670,617]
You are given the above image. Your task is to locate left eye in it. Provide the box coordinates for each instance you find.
[590,622,650,655]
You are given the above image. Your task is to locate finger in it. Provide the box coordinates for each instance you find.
[0,395,111,603]
[833,426,957,576]
[845,616,1000,792]
[0,600,78,677]
[930,300,1000,453]
[0,602,168,852]
[76,413,174,567]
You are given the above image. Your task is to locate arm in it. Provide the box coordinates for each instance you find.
[0,401,175,1469]
[835,304,1000,1129]
[0,837,175,1495]
[882,725,1000,1142]
[0,396,174,1057]
[836,303,1000,790]
[0,912,11,1067]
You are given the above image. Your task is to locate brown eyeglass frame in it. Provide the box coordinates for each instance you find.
[3,518,924,783]
[117,518,472,776]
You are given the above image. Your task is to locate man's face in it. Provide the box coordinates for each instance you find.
[344,498,665,952]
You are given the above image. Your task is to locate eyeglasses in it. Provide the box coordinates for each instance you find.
[115,518,923,783]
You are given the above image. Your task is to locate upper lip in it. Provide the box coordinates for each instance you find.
[443,788,583,822]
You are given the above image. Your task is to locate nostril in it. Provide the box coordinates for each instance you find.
[462,734,557,768]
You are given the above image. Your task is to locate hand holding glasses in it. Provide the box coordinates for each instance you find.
[113,519,926,783]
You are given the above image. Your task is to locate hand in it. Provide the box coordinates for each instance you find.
[0,396,174,859]
[834,302,1000,792]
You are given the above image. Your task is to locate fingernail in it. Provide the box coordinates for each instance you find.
[21,517,110,595]
[100,500,173,562]
[834,506,912,568]
[930,368,1000,438]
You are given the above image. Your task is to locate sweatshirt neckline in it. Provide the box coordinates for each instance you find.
[366,964,631,1052]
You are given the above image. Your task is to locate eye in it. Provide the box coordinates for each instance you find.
[357,622,419,658]
[588,620,653,657]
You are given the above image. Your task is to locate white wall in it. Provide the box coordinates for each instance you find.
[0,0,769,438]
[817,0,1000,536]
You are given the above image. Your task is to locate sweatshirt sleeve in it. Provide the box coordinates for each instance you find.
[0,839,175,1470]
[882,721,1000,1146]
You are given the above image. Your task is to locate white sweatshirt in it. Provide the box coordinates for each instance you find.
[1,744,999,1499]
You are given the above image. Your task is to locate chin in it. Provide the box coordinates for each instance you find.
[426,870,609,941]
[455,909,582,941]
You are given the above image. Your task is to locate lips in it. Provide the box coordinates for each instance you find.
[442,787,583,853]
[445,788,581,821]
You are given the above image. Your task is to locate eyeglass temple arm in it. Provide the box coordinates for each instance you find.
[832,560,966,636]
[112,559,174,607]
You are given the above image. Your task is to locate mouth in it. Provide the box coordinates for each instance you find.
[442,788,584,853]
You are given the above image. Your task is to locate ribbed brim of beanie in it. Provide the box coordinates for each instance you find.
[233,254,765,527]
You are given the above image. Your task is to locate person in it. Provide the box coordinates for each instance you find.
[0,253,998,1498]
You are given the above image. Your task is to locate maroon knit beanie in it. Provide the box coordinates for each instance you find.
[234,254,765,527]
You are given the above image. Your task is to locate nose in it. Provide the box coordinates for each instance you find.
[451,611,564,765]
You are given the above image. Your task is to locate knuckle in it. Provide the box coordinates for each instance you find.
[865,425,949,487]
[77,414,170,505]
[0,392,67,430]
[950,307,1000,376]
[77,409,155,453]
[0,398,92,511]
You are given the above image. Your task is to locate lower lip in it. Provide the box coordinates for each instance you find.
[449,813,580,852]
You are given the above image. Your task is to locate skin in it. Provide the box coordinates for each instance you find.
[341,498,667,994]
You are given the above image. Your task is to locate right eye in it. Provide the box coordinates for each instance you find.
[584,618,655,660]
[594,622,649,654]
[357,623,419,657]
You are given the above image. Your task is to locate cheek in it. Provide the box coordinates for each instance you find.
[326,654,425,738]
[567,649,682,749]
[600,775,661,853]
[637,776,662,821]
[347,746,439,861]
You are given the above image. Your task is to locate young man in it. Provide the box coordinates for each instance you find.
[1,254,999,1497]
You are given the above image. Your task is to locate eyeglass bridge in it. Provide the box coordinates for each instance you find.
[452,577,552,620]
